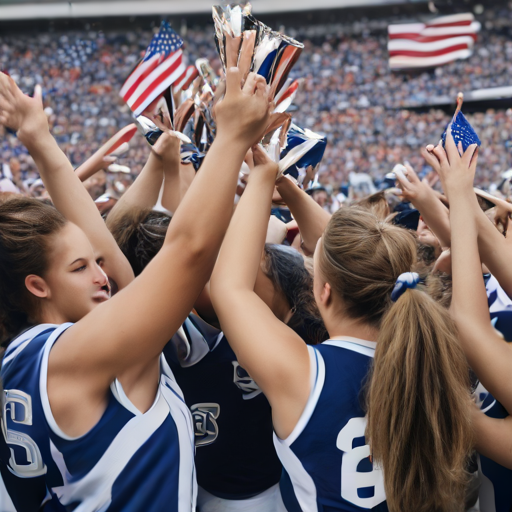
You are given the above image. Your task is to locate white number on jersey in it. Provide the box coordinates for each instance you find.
[3,389,47,477]
[336,417,386,508]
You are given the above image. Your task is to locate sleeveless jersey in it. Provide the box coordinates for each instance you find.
[1,323,197,511]
[164,314,282,499]
[274,338,388,512]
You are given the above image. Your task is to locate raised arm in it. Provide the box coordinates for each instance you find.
[426,134,512,416]
[0,76,134,290]
[275,175,331,254]
[211,146,311,440]
[395,161,451,248]
[53,70,272,390]
[106,132,179,230]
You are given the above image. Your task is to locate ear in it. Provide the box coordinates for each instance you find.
[25,274,50,299]
[319,281,332,307]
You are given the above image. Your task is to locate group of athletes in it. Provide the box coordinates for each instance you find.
[0,47,512,512]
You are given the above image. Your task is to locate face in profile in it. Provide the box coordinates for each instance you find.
[27,223,110,324]
[417,217,440,248]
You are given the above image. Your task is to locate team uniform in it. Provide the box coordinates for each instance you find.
[164,314,284,512]
[1,323,196,511]
[274,338,388,512]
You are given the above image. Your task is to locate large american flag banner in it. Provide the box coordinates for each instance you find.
[120,21,185,115]
[388,13,481,71]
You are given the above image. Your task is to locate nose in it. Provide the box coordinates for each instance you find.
[93,263,109,287]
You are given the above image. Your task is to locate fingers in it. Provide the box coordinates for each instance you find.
[468,146,479,176]
[462,143,478,168]
[225,67,243,96]
[432,144,449,168]
[444,127,459,164]
[243,72,266,95]
[33,84,43,106]
[404,162,420,183]
[251,144,271,166]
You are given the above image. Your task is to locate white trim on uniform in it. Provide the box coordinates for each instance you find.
[51,393,170,511]
[3,324,57,364]
[277,346,326,448]
[160,355,197,512]
[38,323,77,441]
[273,437,318,512]
[324,337,376,358]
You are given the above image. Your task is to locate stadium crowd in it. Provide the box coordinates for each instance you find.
[1,6,512,200]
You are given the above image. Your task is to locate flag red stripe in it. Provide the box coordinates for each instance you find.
[389,43,469,58]
[130,57,183,112]
[121,58,161,102]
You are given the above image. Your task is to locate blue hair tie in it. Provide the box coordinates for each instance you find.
[391,272,420,302]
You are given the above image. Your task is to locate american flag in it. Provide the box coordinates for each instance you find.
[120,22,185,116]
[174,65,199,93]
[388,13,481,71]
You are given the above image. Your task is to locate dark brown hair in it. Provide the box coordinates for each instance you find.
[107,207,171,277]
[319,207,472,512]
[0,197,67,343]
[263,244,328,345]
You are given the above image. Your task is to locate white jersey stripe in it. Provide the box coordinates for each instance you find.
[52,392,170,511]
[4,324,56,362]
[273,438,318,512]
[323,339,376,358]
[277,346,326,447]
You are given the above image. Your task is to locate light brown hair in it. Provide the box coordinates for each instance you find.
[319,207,472,512]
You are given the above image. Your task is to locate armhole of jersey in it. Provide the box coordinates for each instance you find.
[39,323,87,441]
[277,346,326,447]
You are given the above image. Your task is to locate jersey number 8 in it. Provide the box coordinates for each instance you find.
[337,417,386,508]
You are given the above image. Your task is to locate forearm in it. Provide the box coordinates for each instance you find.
[413,191,451,248]
[476,208,512,298]
[164,135,245,256]
[160,161,191,214]
[22,130,134,287]
[450,191,512,410]
[276,177,331,254]
[215,169,275,293]
[106,152,163,229]
[473,408,512,469]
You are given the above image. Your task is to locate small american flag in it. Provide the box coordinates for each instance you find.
[441,93,481,152]
[120,22,185,116]
[388,13,480,71]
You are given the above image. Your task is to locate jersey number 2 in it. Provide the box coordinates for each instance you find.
[3,389,47,477]
[336,417,385,508]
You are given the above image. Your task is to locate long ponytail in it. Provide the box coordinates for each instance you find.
[366,286,473,512]
[320,207,473,512]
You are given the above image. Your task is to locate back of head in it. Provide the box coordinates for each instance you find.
[320,207,472,512]
[108,208,171,276]
[263,244,328,345]
[0,197,66,343]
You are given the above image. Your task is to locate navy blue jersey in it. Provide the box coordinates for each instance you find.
[274,339,388,512]
[164,315,282,500]
[478,393,512,512]
[1,324,197,511]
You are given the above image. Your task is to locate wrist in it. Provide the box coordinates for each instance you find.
[17,120,51,149]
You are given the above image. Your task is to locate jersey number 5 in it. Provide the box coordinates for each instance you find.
[336,417,385,508]
[3,389,47,477]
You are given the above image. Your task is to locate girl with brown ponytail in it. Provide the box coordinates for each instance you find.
[211,146,473,512]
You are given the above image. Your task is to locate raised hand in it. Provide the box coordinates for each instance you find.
[395,163,432,204]
[214,68,272,149]
[423,128,479,200]
[250,144,279,181]
[0,73,47,143]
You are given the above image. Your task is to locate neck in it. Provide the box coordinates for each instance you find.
[324,314,379,343]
